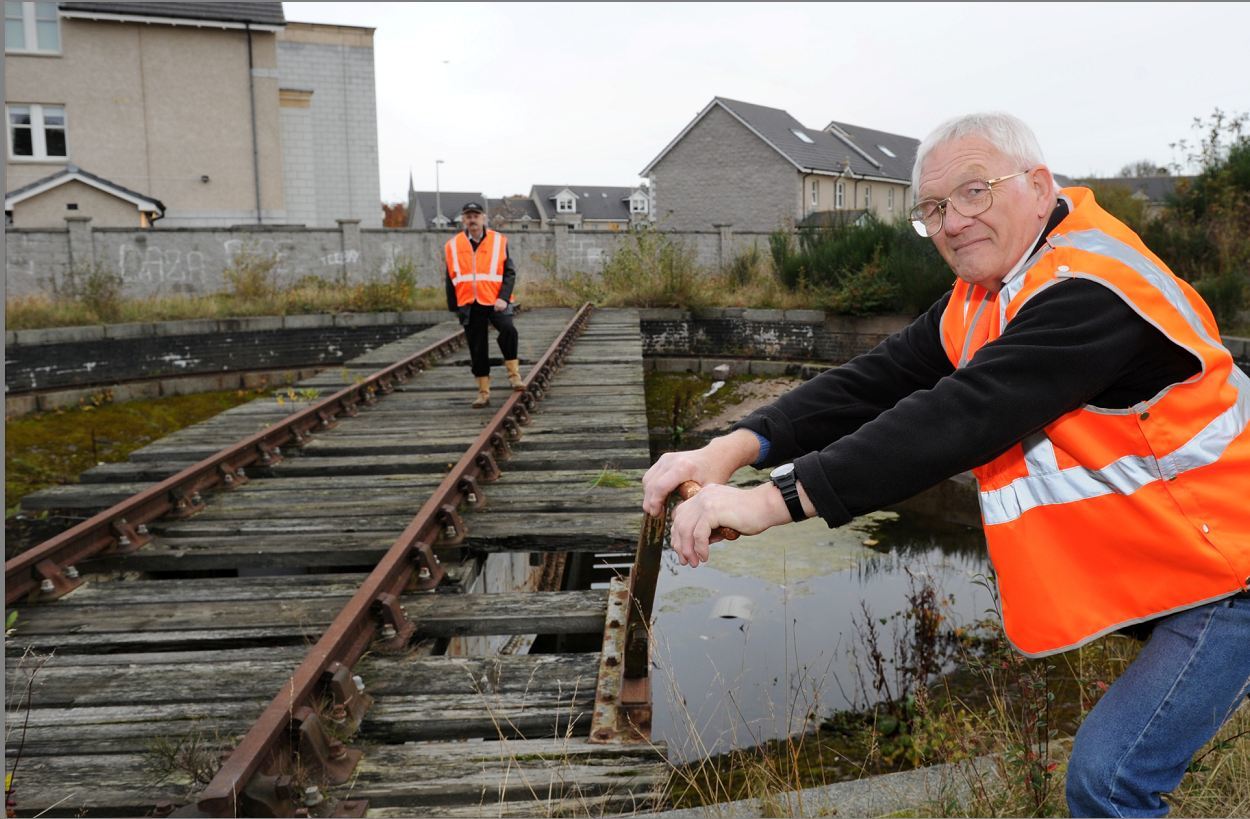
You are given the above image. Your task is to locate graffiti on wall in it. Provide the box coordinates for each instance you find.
[118,244,208,285]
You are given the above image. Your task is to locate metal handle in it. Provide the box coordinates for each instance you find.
[675,481,741,541]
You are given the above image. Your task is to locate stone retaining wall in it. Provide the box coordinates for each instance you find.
[4,311,443,396]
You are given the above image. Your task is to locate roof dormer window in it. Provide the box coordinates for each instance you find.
[791,128,814,144]
[877,144,897,158]
[630,194,648,214]
[556,195,576,213]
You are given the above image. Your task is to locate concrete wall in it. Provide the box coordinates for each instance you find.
[276,23,382,229]
[5,222,781,298]
[5,18,285,226]
[4,311,442,395]
[649,104,799,232]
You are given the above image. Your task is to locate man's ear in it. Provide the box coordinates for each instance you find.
[1032,166,1057,217]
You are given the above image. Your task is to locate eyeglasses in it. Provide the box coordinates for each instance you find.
[909,170,1031,237]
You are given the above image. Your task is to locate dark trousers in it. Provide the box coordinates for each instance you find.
[465,303,519,377]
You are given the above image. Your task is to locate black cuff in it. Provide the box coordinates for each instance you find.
[793,451,852,528]
[731,405,798,469]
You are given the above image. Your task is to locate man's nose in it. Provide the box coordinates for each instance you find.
[942,204,975,235]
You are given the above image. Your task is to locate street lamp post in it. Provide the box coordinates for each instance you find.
[435,159,444,227]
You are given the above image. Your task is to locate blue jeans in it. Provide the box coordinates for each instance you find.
[1066,592,1250,817]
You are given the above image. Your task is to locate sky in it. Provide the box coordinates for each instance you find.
[284,2,1250,204]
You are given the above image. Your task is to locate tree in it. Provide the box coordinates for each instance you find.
[1117,159,1169,177]
[382,201,408,228]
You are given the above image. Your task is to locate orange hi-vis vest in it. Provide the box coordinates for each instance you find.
[445,229,512,307]
[940,186,1250,657]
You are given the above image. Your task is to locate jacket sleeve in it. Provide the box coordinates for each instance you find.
[732,291,955,467]
[497,243,517,302]
[445,261,458,312]
[785,279,1182,527]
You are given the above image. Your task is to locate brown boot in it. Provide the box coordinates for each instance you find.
[505,359,525,391]
[471,376,491,408]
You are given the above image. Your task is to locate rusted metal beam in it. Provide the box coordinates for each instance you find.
[5,329,466,607]
[184,304,594,818]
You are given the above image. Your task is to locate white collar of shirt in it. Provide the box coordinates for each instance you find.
[999,216,1052,287]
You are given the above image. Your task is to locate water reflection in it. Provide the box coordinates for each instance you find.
[651,511,993,763]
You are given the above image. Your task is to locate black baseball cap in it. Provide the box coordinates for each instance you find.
[461,201,484,214]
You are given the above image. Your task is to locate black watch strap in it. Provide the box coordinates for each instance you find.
[771,469,807,523]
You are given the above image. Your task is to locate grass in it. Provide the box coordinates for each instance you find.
[4,387,265,515]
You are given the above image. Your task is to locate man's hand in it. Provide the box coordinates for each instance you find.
[641,429,762,517]
[456,306,471,328]
[494,298,508,312]
[670,482,790,567]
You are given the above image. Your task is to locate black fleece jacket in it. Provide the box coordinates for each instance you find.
[732,205,1200,529]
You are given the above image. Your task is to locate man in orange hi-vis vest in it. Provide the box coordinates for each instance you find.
[444,201,522,407]
[642,113,1249,816]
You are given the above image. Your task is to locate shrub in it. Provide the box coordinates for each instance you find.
[723,242,765,289]
[223,243,279,300]
[599,227,711,308]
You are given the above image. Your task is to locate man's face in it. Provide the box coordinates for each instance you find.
[917,136,1052,291]
[462,210,485,233]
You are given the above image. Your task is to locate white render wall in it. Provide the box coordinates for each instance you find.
[277,37,382,228]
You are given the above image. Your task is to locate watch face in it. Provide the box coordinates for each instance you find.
[771,463,795,478]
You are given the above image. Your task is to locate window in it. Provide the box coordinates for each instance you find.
[877,144,897,159]
[556,196,575,213]
[887,187,894,211]
[810,180,819,207]
[8,103,66,160]
[863,184,872,208]
[790,128,814,144]
[5,1,59,53]
[835,182,844,209]
[630,196,648,214]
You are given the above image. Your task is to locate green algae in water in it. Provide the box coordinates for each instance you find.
[5,389,262,512]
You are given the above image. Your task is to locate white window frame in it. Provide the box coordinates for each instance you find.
[7,102,67,161]
[835,182,844,209]
[630,195,648,214]
[810,179,819,207]
[5,1,60,54]
[863,184,872,209]
[887,187,894,211]
[556,195,575,213]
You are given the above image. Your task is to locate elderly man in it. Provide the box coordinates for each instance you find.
[642,112,1250,817]
[444,201,523,407]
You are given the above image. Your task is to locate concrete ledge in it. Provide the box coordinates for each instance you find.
[742,308,785,322]
[656,755,998,819]
[102,322,159,340]
[333,312,394,327]
[282,314,334,329]
[13,325,106,345]
[638,308,690,321]
[783,309,826,323]
[219,316,284,333]
[152,319,221,338]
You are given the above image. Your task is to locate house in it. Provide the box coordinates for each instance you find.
[4,1,382,228]
[486,195,542,231]
[529,185,652,230]
[640,96,918,231]
[1061,174,1192,221]
[405,186,485,229]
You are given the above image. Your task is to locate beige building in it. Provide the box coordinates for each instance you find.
[641,97,917,231]
[4,2,381,228]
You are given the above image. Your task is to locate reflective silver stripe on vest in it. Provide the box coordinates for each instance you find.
[981,372,1250,525]
[448,237,462,276]
[978,228,1250,526]
[489,231,502,279]
[1021,431,1059,475]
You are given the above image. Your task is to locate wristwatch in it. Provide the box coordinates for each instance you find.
[770,463,807,523]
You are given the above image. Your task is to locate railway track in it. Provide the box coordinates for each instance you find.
[5,307,668,817]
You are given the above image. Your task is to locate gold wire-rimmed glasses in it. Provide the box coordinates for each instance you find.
[909,170,1031,237]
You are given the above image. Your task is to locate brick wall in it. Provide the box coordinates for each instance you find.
[648,104,799,232]
[4,311,442,393]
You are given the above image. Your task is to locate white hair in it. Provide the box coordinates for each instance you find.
[911,112,1049,193]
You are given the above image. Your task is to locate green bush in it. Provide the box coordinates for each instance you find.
[223,244,279,300]
[599,226,711,308]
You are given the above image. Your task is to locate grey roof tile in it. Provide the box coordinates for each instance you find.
[531,185,641,221]
[487,196,541,222]
[411,191,483,225]
[824,120,919,182]
[58,1,285,25]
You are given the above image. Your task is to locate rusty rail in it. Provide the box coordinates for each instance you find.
[5,328,467,607]
[183,304,594,818]
[589,480,741,743]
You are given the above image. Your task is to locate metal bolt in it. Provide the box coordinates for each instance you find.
[40,578,55,593]
[444,525,457,539]
[191,493,203,505]
[467,492,478,504]
[419,567,431,580]
[64,565,79,580]
[137,524,149,535]
[303,786,324,807]
[328,740,347,760]
[223,473,234,485]
[236,468,246,479]
[329,703,348,723]
[118,536,131,548]
[274,447,282,457]
[352,674,365,693]
[380,624,397,640]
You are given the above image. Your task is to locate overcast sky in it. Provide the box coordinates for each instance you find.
[284,2,1250,204]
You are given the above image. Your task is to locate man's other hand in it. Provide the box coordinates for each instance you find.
[641,429,762,517]
[669,482,787,567]
[494,298,508,312]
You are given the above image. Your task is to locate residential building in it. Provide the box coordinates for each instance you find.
[406,186,484,229]
[641,97,918,231]
[4,2,381,228]
[486,195,542,231]
[1062,174,1192,221]
[529,184,651,230]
